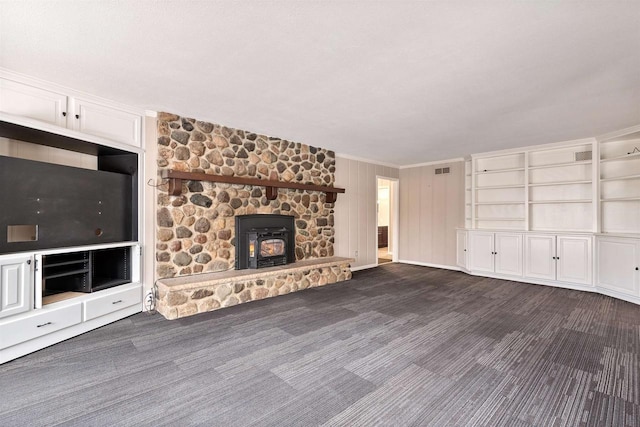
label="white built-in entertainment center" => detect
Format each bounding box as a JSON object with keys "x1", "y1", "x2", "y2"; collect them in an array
[
  {"x1": 457, "y1": 127, "x2": 640, "y2": 304},
  {"x1": 0, "y1": 71, "x2": 146, "y2": 363}
]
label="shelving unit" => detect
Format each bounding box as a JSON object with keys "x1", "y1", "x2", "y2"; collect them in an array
[
  {"x1": 473, "y1": 152, "x2": 526, "y2": 230},
  {"x1": 527, "y1": 142, "x2": 594, "y2": 232},
  {"x1": 464, "y1": 159, "x2": 472, "y2": 228},
  {"x1": 599, "y1": 129, "x2": 640, "y2": 235}
]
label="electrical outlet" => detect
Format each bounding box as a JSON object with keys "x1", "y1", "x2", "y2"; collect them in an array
[{"x1": 355, "y1": 250, "x2": 359, "y2": 257}]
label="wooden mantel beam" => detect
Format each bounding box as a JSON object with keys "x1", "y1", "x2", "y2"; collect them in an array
[{"x1": 160, "y1": 170, "x2": 345, "y2": 202}]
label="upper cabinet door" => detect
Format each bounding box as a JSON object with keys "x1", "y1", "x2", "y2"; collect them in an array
[
  {"x1": 597, "y1": 237, "x2": 640, "y2": 297},
  {"x1": 494, "y1": 232, "x2": 523, "y2": 277},
  {"x1": 525, "y1": 234, "x2": 556, "y2": 281},
  {"x1": 0, "y1": 79, "x2": 67, "y2": 127},
  {"x1": 0, "y1": 254, "x2": 33, "y2": 319},
  {"x1": 69, "y1": 97, "x2": 142, "y2": 147},
  {"x1": 557, "y1": 236, "x2": 592, "y2": 286},
  {"x1": 468, "y1": 232, "x2": 494, "y2": 273}
]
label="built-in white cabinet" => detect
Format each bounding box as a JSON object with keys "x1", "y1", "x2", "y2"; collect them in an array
[
  {"x1": 525, "y1": 234, "x2": 592, "y2": 285},
  {"x1": 596, "y1": 236, "x2": 640, "y2": 298},
  {"x1": 0, "y1": 79, "x2": 68, "y2": 127},
  {"x1": 0, "y1": 77, "x2": 142, "y2": 147},
  {"x1": 456, "y1": 230, "x2": 468, "y2": 269},
  {"x1": 468, "y1": 231, "x2": 523, "y2": 277},
  {"x1": 69, "y1": 97, "x2": 142, "y2": 147},
  {"x1": 0, "y1": 254, "x2": 33, "y2": 319}
]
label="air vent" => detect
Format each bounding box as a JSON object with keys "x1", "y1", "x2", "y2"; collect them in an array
[
  {"x1": 575, "y1": 151, "x2": 592, "y2": 161},
  {"x1": 435, "y1": 167, "x2": 450, "y2": 175},
  {"x1": 435, "y1": 168, "x2": 442, "y2": 174}
]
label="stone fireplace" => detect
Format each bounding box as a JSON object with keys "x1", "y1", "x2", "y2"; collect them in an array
[
  {"x1": 154, "y1": 112, "x2": 353, "y2": 319},
  {"x1": 156, "y1": 112, "x2": 337, "y2": 279}
]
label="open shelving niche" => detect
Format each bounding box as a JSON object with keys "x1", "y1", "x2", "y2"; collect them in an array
[
  {"x1": 527, "y1": 140, "x2": 595, "y2": 232},
  {"x1": 468, "y1": 138, "x2": 598, "y2": 233},
  {"x1": 0, "y1": 113, "x2": 142, "y2": 308},
  {"x1": 599, "y1": 128, "x2": 640, "y2": 235},
  {"x1": 472, "y1": 152, "x2": 526, "y2": 230}
]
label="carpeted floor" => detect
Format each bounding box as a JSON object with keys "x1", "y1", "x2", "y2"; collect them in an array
[{"x1": 1, "y1": 263, "x2": 639, "y2": 426}]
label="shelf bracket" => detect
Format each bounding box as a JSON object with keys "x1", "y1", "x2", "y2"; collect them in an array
[
  {"x1": 168, "y1": 178, "x2": 183, "y2": 197},
  {"x1": 265, "y1": 186, "x2": 278, "y2": 200}
]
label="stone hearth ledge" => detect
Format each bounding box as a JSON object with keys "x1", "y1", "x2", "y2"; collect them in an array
[{"x1": 156, "y1": 256, "x2": 354, "y2": 319}]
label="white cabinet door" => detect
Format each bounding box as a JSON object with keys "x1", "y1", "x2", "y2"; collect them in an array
[
  {"x1": 69, "y1": 97, "x2": 142, "y2": 146},
  {"x1": 0, "y1": 254, "x2": 33, "y2": 319},
  {"x1": 525, "y1": 234, "x2": 556, "y2": 281},
  {"x1": 494, "y1": 233, "x2": 523, "y2": 277},
  {"x1": 557, "y1": 236, "x2": 592, "y2": 286},
  {"x1": 0, "y1": 79, "x2": 68, "y2": 127},
  {"x1": 469, "y1": 232, "x2": 494, "y2": 273},
  {"x1": 597, "y1": 237, "x2": 640, "y2": 296},
  {"x1": 456, "y1": 230, "x2": 468, "y2": 269}
]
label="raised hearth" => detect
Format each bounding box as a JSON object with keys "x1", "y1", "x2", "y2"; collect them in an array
[{"x1": 156, "y1": 257, "x2": 354, "y2": 319}]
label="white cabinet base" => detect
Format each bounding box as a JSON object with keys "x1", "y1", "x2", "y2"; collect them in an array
[{"x1": 0, "y1": 283, "x2": 142, "y2": 364}]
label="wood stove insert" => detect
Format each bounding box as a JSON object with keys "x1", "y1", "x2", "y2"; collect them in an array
[{"x1": 235, "y1": 214, "x2": 295, "y2": 270}]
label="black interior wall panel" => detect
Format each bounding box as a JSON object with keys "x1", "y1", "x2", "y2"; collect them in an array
[{"x1": 0, "y1": 155, "x2": 133, "y2": 254}]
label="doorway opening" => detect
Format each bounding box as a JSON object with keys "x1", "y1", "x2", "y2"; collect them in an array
[{"x1": 377, "y1": 177, "x2": 398, "y2": 265}]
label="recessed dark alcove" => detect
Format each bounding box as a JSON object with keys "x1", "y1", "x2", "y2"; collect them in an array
[{"x1": 235, "y1": 214, "x2": 295, "y2": 270}]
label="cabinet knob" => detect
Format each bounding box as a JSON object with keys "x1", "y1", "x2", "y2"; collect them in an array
[
  {"x1": 636, "y1": 267, "x2": 639, "y2": 271},
  {"x1": 26, "y1": 259, "x2": 31, "y2": 265},
  {"x1": 75, "y1": 114, "x2": 80, "y2": 119},
  {"x1": 62, "y1": 112, "x2": 67, "y2": 117}
]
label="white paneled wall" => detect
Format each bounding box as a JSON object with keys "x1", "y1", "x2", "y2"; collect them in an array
[
  {"x1": 399, "y1": 161, "x2": 465, "y2": 268},
  {"x1": 334, "y1": 156, "x2": 399, "y2": 269}
]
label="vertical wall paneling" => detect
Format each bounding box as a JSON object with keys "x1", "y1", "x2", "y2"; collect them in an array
[
  {"x1": 334, "y1": 156, "x2": 399, "y2": 269},
  {"x1": 398, "y1": 161, "x2": 465, "y2": 269}
]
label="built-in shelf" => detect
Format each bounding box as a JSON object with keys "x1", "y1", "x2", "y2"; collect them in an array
[
  {"x1": 528, "y1": 180, "x2": 592, "y2": 187},
  {"x1": 601, "y1": 197, "x2": 640, "y2": 202},
  {"x1": 475, "y1": 167, "x2": 525, "y2": 174},
  {"x1": 600, "y1": 152, "x2": 640, "y2": 163},
  {"x1": 160, "y1": 170, "x2": 346, "y2": 203},
  {"x1": 529, "y1": 199, "x2": 592, "y2": 204},
  {"x1": 475, "y1": 218, "x2": 525, "y2": 221},
  {"x1": 600, "y1": 174, "x2": 640, "y2": 182},
  {"x1": 43, "y1": 268, "x2": 90, "y2": 280},
  {"x1": 528, "y1": 160, "x2": 592, "y2": 170},
  {"x1": 476, "y1": 184, "x2": 525, "y2": 190},
  {"x1": 475, "y1": 201, "x2": 524, "y2": 205}
]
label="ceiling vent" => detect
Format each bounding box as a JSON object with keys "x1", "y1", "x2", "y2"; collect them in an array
[
  {"x1": 435, "y1": 167, "x2": 450, "y2": 175},
  {"x1": 575, "y1": 151, "x2": 592, "y2": 161}
]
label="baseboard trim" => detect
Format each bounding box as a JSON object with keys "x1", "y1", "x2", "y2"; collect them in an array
[
  {"x1": 398, "y1": 260, "x2": 462, "y2": 272},
  {"x1": 351, "y1": 263, "x2": 379, "y2": 272}
]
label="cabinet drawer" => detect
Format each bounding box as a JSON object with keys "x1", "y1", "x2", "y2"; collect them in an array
[
  {"x1": 84, "y1": 286, "x2": 141, "y2": 321},
  {"x1": 0, "y1": 303, "x2": 82, "y2": 349}
]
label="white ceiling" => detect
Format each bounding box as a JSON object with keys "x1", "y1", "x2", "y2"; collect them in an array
[{"x1": 1, "y1": 1, "x2": 639, "y2": 166}]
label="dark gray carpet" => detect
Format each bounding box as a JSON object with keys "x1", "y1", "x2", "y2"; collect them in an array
[{"x1": 1, "y1": 263, "x2": 639, "y2": 426}]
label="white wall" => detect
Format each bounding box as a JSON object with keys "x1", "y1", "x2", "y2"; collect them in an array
[
  {"x1": 334, "y1": 156, "x2": 399, "y2": 270},
  {"x1": 398, "y1": 161, "x2": 465, "y2": 269}
]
